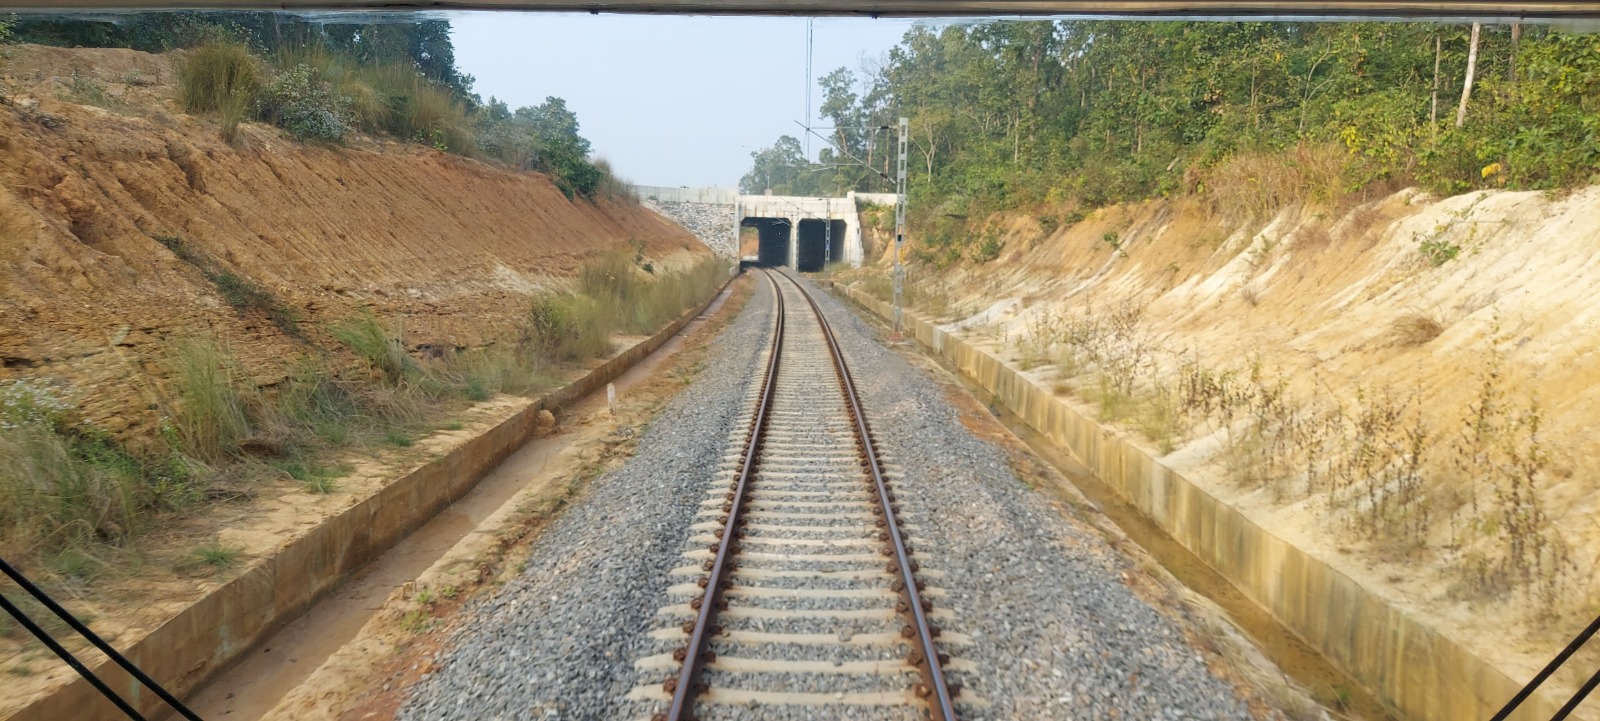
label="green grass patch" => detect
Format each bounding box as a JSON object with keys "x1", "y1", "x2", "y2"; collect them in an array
[
  {"x1": 170, "y1": 337, "x2": 250, "y2": 462},
  {"x1": 155, "y1": 234, "x2": 303, "y2": 338},
  {"x1": 0, "y1": 248, "x2": 727, "y2": 588},
  {"x1": 332, "y1": 310, "x2": 418, "y2": 383},
  {"x1": 189, "y1": 542, "x2": 244, "y2": 571},
  {"x1": 177, "y1": 41, "x2": 261, "y2": 141}
]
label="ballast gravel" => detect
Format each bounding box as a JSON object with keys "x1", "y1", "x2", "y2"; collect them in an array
[
  {"x1": 399, "y1": 270, "x2": 1273, "y2": 721},
  {"x1": 397, "y1": 288, "x2": 774, "y2": 721},
  {"x1": 795, "y1": 273, "x2": 1265, "y2": 721}
]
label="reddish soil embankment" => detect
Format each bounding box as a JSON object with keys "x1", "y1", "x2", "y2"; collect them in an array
[{"x1": 0, "y1": 45, "x2": 706, "y2": 438}]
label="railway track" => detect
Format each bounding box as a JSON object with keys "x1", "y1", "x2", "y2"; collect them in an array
[{"x1": 632, "y1": 268, "x2": 967, "y2": 721}]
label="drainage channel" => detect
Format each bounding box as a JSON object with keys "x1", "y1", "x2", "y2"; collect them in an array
[
  {"x1": 187, "y1": 284, "x2": 741, "y2": 721},
  {"x1": 920, "y1": 346, "x2": 1397, "y2": 721}
]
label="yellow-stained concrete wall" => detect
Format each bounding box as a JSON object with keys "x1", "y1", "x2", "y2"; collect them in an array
[
  {"x1": 840, "y1": 285, "x2": 1576, "y2": 721},
  {"x1": 12, "y1": 272, "x2": 735, "y2": 721}
]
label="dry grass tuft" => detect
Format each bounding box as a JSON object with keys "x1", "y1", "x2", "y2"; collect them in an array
[
  {"x1": 1388, "y1": 312, "x2": 1445, "y2": 347},
  {"x1": 1202, "y1": 143, "x2": 1348, "y2": 221},
  {"x1": 1296, "y1": 222, "x2": 1332, "y2": 251},
  {"x1": 177, "y1": 42, "x2": 262, "y2": 141},
  {"x1": 1340, "y1": 202, "x2": 1392, "y2": 248}
]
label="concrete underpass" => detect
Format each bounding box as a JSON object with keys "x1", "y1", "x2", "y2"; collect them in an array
[
  {"x1": 795, "y1": 219, "x2": 847, "y2": 272},
  {"x1": 747, "y1": 218, "x2": 790, "y2": 266},
  {"x1": 741, "y1": 217, "x2": 850, "y2": 270},
  {"x1": 636, "y1": 186, "x2": 885, "y2": 268}
]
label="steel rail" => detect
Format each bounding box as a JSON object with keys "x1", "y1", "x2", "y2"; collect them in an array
[
  {"x1": 658, "y1": 270, "x2": 785, "y2": 721},
  {"x1": 661, "y1": 267, "x2": 956, "y2": 720},
  {"x1": 774, "y1": 269, "x2": 959, "y2": 721}
]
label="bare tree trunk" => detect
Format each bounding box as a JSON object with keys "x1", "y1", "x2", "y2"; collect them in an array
[
  {"x1": 1014, "y1": 113, "x2": 1022, "y2": 164},
  {"x1": 1456, "y1": 22, "x2": 1481, "y2": 129},
  {"x1": 1509, "y1": 22, "x2": 1522, "y2": 87},
  {"x1": 1431, "y1": 34, "x2": 1442, "y2": 134}
]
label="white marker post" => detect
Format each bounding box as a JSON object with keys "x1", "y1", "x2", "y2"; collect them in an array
[{"x1": 891, "y1": 116, "x2": 909, "y2": 340}]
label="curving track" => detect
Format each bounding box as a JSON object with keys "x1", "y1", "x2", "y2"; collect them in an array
[{"x1": 632, "y1": 269, "x2": 967, "y2": 721}]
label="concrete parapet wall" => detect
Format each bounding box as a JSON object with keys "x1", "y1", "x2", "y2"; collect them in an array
[
  {"x1": 633, "y1": 185, "x2": 740, "y2": 205},
  {"x1": 849, "y1": 191, "x2": 899, "y2": 206},
  {"x1": 738, "y1": 195, "x2": 855, "y2": 218},
  {"x1": 838, "y1": 284, "x2": 1580, "y2": 721},
  {"x1": 10, "y1": 274, "x2": 736, "y2": 721}
]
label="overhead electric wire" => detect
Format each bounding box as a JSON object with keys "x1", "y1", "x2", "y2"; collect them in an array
[{"x1": 0, "y1": 557, "x2": 205, "y2": 721}]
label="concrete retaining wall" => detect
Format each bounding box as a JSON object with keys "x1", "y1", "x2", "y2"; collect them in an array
[
  {"x1": 839, "y1": 284, "x2": 1577, "y2": 721},
  {"x1": 11, "y1": 272, "x2": 737, "y2": 721}
]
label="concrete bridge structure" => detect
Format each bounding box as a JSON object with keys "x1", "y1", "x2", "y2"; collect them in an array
[{"x1": 634, "y1": 185, "x2": 896, "y2": 272}]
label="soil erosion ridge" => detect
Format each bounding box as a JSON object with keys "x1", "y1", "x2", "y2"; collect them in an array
[{"x1": 0, "y1": 44, "x2": 708, "y2": 440}]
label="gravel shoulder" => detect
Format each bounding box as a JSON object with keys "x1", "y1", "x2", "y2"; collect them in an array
[
  {"x1": 397, "y1": 281, "x2": 775, "y2": 721},
  {"x1": 797, "y1": 272, "x2": 1285, "y2": 721}
]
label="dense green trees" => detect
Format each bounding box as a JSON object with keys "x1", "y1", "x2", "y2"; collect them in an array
[
  {"x1": 476, "y1": 96, "x2": 605, "y2": 198},
  {"x1": 739, "y1": 135, "x2": 810, "y2": 194},
  {"x1": 749, "y1": 20, "x2": 1600, "y2": 226},
  {"x1": 9, "y1": 13, "x2": 473, "y2": 98}
]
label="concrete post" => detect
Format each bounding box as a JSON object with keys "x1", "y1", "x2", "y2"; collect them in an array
[
  {"x1": 788, "y1": 219, "x2": 799, "y2": 269},
  {"x1": 846, "y1": 215, "x2": 862, "y2": 267}
]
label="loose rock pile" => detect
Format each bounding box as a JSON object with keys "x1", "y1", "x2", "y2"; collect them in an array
[{"x1": 645, "y1": 199, "x2": 736, "y2": 256}]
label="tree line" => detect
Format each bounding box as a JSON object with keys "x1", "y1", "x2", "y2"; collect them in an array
[{"x1": 744, "y1": 20, "x2": 1599, "y2": 221}]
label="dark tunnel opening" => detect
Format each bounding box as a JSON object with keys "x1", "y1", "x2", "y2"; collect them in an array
[
  {"x1": 795, "y1": 219, "x2": 849, "y2": 272},
  {"x1": 796, "y1": 219, "x2": 827, "y2": 273},
  {"x1": 828, "y1": 219, "x2": 846, "y2": 264},
  {"x1": 742, "y1": 217, "x2": 791, "y2": 267}
]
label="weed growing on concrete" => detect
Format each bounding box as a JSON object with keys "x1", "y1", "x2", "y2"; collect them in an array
[{"x1": 189, "y1": 542, "x2": 244, "y2": 571}]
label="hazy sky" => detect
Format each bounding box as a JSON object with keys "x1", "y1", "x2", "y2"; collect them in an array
[{"x1": 450, "y1": 13, "x2": 922, "y2": 188}]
